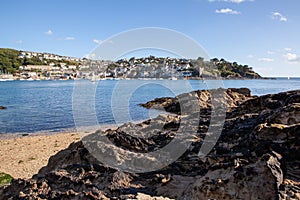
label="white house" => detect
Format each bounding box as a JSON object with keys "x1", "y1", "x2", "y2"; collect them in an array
[{"x1": 68, "y1": 65, "x2": 77, "y2": 70}]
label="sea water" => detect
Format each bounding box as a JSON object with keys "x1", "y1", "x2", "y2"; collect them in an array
[{"x1": 0, "y1": 78, "x2": 299, "y2": 134}]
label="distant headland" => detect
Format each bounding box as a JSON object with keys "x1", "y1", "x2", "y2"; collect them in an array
[{"x1": 0, "y1": 48, "x2": 262, "y2": 81}]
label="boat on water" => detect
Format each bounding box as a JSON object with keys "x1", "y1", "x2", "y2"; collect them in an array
[
  {"x1": 0, "y1": 72, "x2": 14, "y2": 81},
  {"x1": 0, "y1": 78, "x2": 14, "y2": 81}
]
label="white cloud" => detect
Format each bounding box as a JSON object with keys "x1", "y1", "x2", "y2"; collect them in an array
[
  {"x1": 229, "y1": 0, "x2": 246, "y2": 2},
  {"x1": 45, "y1": 30, "x2": 53, "y2": 35},
  {"x1": 272, "y1": 12, "x2": 287, "y2": 22},
  {"x1": 15, "y1": 40, "x2": 23, "y2": 44},
  {"x1": 93, "y1": 39, "x2": 103, "y2": 44},
  {"x1": 284, "y1": 48, "x2": 292, "y2": 52},
  {"x1": 284, "y1": 53, "x2": 300, "y2": 63},
  {"x1": 216, "y1": 8, "x2": 241, "y2": 14},
  {"x1": 93, "y1": 39, "x2": 114, "y2": 45},
  {"x1": 267, "y1": 51, "x2": 275, "y2": 55},
  {"x1": 64, "y1": 36, "x2": 75, "y2": 40},
  {"x1": 209, "y1": 0, "x2": 253, "y2": 3},
  {"x1": 258, "y1": 58, "x2": 274, "y2": 62},
  {"x1": 247, "y1": 54, "x2": 254, "y2": 58}
]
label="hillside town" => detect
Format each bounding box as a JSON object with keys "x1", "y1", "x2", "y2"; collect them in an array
[{"x1": 0, "y1": 49, "x2": 261, "y2": 81}]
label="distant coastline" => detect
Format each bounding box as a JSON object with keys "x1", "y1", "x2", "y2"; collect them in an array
[{"x1": 1, "y1": 48, "x2": 263, "y2": 81}]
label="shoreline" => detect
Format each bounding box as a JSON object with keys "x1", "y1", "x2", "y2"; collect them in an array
[
  {"x1": 0, "y1": 132, "x2": 80, "y2": 179},
  {"x1": 0, "y1": 124, "x2": 120, "y2": 140},
  {"x1": 0, "y1": 77, "x2": 275, "y2": 81},
  {"x1": 0, "y1": 88, "x2": 299, "y2": 199},
  {"x1": 0, "y1": 124, "x2": 120, "y2": 179}
]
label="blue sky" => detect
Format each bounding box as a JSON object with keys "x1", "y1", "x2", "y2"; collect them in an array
[{"x1": 0, "y1": 0, "x2": 299, "y2": 77}]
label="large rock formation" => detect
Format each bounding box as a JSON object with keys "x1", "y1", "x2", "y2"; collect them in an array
[
  {"x1": 140, "y1": 88, "x2": 253, "y2": 114},
  {"x1": 0, "y1": 88, "x2": 299, "y2": 199}
]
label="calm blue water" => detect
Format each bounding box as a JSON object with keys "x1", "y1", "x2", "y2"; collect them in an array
[{"x1": 0, "y1": 78, "x2": 299, "y2": 134}]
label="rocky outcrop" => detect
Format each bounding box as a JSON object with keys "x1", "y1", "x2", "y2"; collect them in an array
[
  {"x1": 140, "y1": 88, "x2": 253, "y2": 114},
  {"x1": 0, "y1": 106, "x2": 6, "y2": 110},
  {"x1": 0, "y1": 89, "x2": 299, "y2": 199}
]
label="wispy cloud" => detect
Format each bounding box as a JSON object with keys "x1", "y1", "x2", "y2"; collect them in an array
[
  {"x1": 64, "y1": 36, "x2": 75, "y2": 41},
  {"x1": 216, "y1": 8, "x2": 241, "y2": 14},
  {"x1": 272, "y1": 12, "x2": 287, "y2": 22},
  {"x1": 15, "y1": 40, "x2": 23, "y2": 44},
  {"x1": 209, "y1": 0, "x2": 253, "y2": 3},
  {"x1": 45, "y1": 30, "x2": 53, "y2": 35},
  {"x1": 267, "y1": 51, "x2": 275, "y2": 55},
  {"x1": 93, "y1": 39, "x2": 103, "y2": 44},
  {"x1": 284, "y1": 53, "x2": 300, "y2": 63},
  {"x1": 93, "y1": 39, "x2": 114, "y2": 45},
  {"x1": 284, "y1": 47, "x2": 292, "y2": 52},
  {"x1": 258, "y1": 58, "x2": 274, "y2": 62},
  {"x1": 247, "y1": 54, "x2": 254, "y2": 58}
]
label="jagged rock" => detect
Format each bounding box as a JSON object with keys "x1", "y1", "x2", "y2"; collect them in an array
[
  {"x1": 0, "y1": 106, "x2": 6, "y2": 110},
  {"x1": 1, "y1": 88, "x2": 299, "y2": 199},
  {"x1": 156, "y1": 152, "x2": 283, "y2": 199},
  {"x1": 38, "y1": 142, "x2": 99, "y2": 176},
  {"x1": 140, "y1": 88, "x2": 253, "y2": 114}
]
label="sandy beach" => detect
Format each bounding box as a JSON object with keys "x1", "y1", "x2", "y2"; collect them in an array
[
  {"x1": 0, "y1": 124, "x2": 118, "y2": 179},
  {"x1": 0, "y1": 132, "x2": 81, "y2": 179}
]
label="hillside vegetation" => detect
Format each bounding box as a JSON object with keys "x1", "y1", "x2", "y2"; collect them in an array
[
  {"x1": 0, "y1": 48, "x2": 24, "y2": 73},
  {"x1": 0, "y1": 48, "x2": 77, "y2": 73},
  {"x1": 0, "y1": 48, "x2": 262, "y2": 79}
]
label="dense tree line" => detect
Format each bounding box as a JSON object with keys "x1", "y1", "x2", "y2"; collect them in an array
[
  {"x1": 0, "y1": 48, "x2": 23, "y2": 73},
  {"x1": 0, "y1": 48, "x2": 78, "y2": 74},
  {"x1": 190, "y1": 57, "x2": 261, "y2": 79}
]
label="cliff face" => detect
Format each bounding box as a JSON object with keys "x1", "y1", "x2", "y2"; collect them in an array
[{"x1": 1, "y1": 89, "x2": 299, "y2": 199}]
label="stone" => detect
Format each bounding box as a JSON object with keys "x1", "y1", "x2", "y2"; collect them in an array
[{"x1": 1, "y1": 88, "x2": 299, "y2": 199}]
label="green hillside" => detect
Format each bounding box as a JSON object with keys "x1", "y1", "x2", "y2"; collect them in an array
[
  {"x1": 0, "y1": 48, "x2": 23, "y2": 73},
  {"x1": 0, "y1": 48, "x2": 262, "y2": 79},
  {"x1": 0, "y1": 48, "x2": 77, "y2": 74}
]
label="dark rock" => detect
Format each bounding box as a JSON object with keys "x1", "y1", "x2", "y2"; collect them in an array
[
  {"x1": 0, "y1": 106, "x2": 6, "y2": 110},
  {"x1": 140, "y1": 88, "x2": 253, "y2": 114},
  {"x1": 1, "y1": 88, "x2": 299, "y2": 199}
]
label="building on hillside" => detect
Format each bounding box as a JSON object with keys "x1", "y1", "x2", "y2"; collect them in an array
[
  {"x1": 67, "y1": 65, "x2": 77, "y2": 70},
  {"x1": 19, "y1": 65, "x2": 52, "y2": 71}
]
